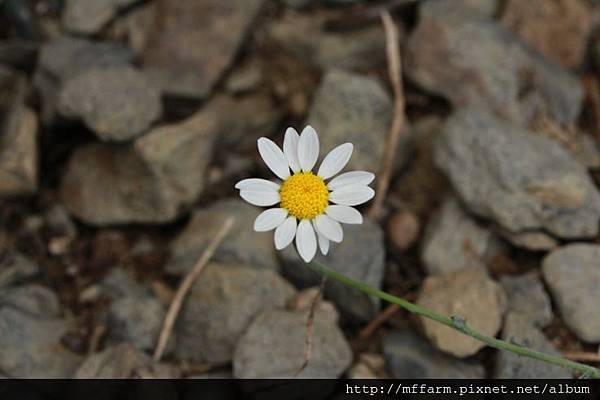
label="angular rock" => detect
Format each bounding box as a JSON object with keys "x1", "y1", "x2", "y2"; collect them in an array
[
  {"x1": 406, "y1": 0, "x2": 583, "y2": 126},
  {"x1": 0, "y1": 308, "x2": 81, "y2": 377},
  {"x1": 280, "y1": 218, "x2": 385, "y2": 322},
  {"x1": 417, "y1": 268, "x2": 506, "y2": 357},
  {"x1": 62, "y1": 0, "x2": 139, "y2": 34},
  {"x1": 233, "y1": 309, "x2": 352, "y2": 378},
  {"x1": 0, "y1": 284, "x2": 61, "y2": 317},
  {"x1": 500, "y1": 0, "x2": 592, "y2": 69},
  {"x1": 383, "y1": 330, "x2": 485, "y2": 379},
  {"x1": 495, "y1": 313, "x2": 571, "y2": 378},
  {"x1": 542, "y1": 244, "x2": 600, "y2": 342},
  {"x1": 58, "y1": 65, "x2": 162, "y2": 141},
  {"x1": 307, "y1": 69, "x2": 392, "y2": 174},
  {"x1": 61, "y1": 108, "x2": 217, "y2": 225},
  {"x1": 140, "y1": 0, "x2": 266, "y2": 98},
  {"x1": 0, "y1": 66, "x2": 37, "y2": 197},
  {"x1": 421, "y1": 197, "x2": 501, "y2": 275},
  {"x1": 500, "y1": 272, "x2": 553, "y2": 328},
  {"x1": 175, "y1": 262, "x2": 295, "y2": 364},
  {"x1": 0, "y1": 253, "x2": 39, "y2": 288},
  {"x1": 74, "y1": 343, "x2": 180, "y2": 378},
  {"x1": 167, "y1": 199, "x2": 279, "y2": 274},
  {"x1": 434, "y1": 108, "x2": 600, "y2": 242}
]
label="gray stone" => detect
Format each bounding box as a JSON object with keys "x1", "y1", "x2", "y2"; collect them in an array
[
  {"x1": 140, "y1": 0, "x2": 266, "y2": 98},
  {"x1": 269, "y1": 13, "x2": 387, "y2": 72},
  {"x1": 307, "y1": 69, "x2": 392, "y2": 174},
  {"x1": 495, "y1": 313, "x2": 571, "y2": 378},
  {"x1": 406, "y1": 0, "x2": 583, "y2": 126},
  {"x1": 417, "y1": 268, "x2": 506, "y2": 357},
  {"x1": 167, "y1": 199, "x2": 279, "y2": 274},
  {"x1": 0, "y1": 253, "x2": 39, "y2": 288},
  {"x1": 58, "y1": 65, "x2": 162, "y2": 142},
  {"x1": 280, "y1": 218, "x2": 385, "y2": 322},
  {"x1": 175, "y1": 262, "x2": 296, "y2": 364},
  {"x1": 383, "y1": 330, "x2": 485, "y2": 379},
  {"x1": 100, "y1": 268, "x2": 149, "y2": 300},
  {"x1": 74, "y1": 343, "x2": 180, "y2": 378},
  {"x1": 106, "y1": 295, "x2": 166, "y2": 353},
  {"x1": 0, "y1": 308, "x2": 82, "y2": 377},
  {"x1": 542, "y1": 244, "x2": 600, "y2": 342},
  {"x1": 0, "y1": 284, "x2": 61, "y2": 317},
  {"x1": 61, "y1": 108, "x2": 217, "y2": 225},
  {"x1": 233, "y1": 309, "x2": 352, "y2": 378},
  {"x1": 0, "y1": 66, "x2": 37, "y2": 197},
  {"x1": 434, "y1": 108, "x2": 600, "y2": 242},
  {"x1": 62, "y1": 0, "x2": 139, "y2": 34},
  {"x1": 421, "y1": 197, "x2": 501, "y2": 275},
  {"x1": 495, "y1": 229, "x2": 559, "y2": 251},
  {"x1": 500, "y1": 272, "x2": 553, "y2": 328}
]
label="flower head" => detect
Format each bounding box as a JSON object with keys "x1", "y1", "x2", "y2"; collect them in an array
[{"x1": 235, "y1": 126, "x2": 375, "y2": 263}]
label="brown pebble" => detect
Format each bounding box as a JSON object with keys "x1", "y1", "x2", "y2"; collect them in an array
[{"x1": 387, "y1": 210, "x2": 420, "y2": 251}]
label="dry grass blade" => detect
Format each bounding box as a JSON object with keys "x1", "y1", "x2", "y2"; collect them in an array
[
  {"x1": 358, "y1": 303, "x2": 400, "y2": 340},
  {"x1": 369, "y1": 10, "x2": 406, "y2": 218},
  {"x1": 562, "y1": 351, "x2": 600, "y2": 363},
  {"x1": 153, "y1": 216, "x2": 235, "y2": 361},
  {"x1": 295, "y1": 276, "x2": 327, "y2": 377}
]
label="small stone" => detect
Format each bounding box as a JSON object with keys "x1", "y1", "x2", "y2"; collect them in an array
[
  {"x1": 406, "y1": 0, "x2": 583, "y2": 126},
  {"x1": 0, "y1": 66, "x2": 37, "y2": 197},
  {"x1": 387, "y1": 210, "x2": 420, "y2": 251},
  {"x1": 140, "y1": 0, "x2": 266, "y2": 98},
  {"x1": 0, "y1": 253, "x2": 39, "y2": 288},
  {"x1": 383, "y1": 330, "x2": 485, "y2": 378},
  {"x1": 435, "y1": 108, "x2": 600, "y2": 242},
  {"x1": 61, "y1": 108, "x2": 217, "y2": 225},
  {"x1": 233, "y1": 309, "x2": 352, "y2": 378},
  {"x1": 307, "y1": 69, "x2": 392, "y2": 175},
  {"x1": 542, "y1": 244, "x2": 600, "y2": 342},
  {"x1": 280, "y1": 218, "x2": 385, "y2": 322},
  {"x1": 58, "y1": 65, "x2": 162, "y2": 142},
  {"x1": 495, "y1": 313, "x2": 571, "y2": 378},
  {"x1": 175, "y1": 262, "x2": 296, "y2": 364},
  {"x1": 421, "y1": 197, "x2": 501, "y2": 275},
  {"x1": 500, "y1": 0, "x2": 592, "y2": 69},
  {"x1": 225, "y1": 62, "x2": 263, "y2": 95},
  {"x1": 62, "y1": 0, "x2": 139, "y2": 34},
  {"x1": 45, "y1": 205, "x2": 78, "y2": 256},
  {"x1": 0, "y1": 308, "x2": 82, "y2": 377},
  {"x1": 167, "y1": 199, "x2": 279, "y2": 274},
  {"x1": 500, "y1": 272, "x2": 553, "y2": 328},
  {"x1": 417, "y1": 268, "x2": 506, "y2": 357},
  {"x1": 99, "y1": 268, "x2": 149, "y2": 301},
  {"x1": 74, "y1": 343, "x2": 180, "y2": 378},
  {"x1": 495, "y1": 229, "x2": 559, "y2": 251},
  {"x1": 0, "y1": 284, "x2": 61, "y2": 317},
  {"x1": 106, "y1": 295, "x2": 166, "y2": 353}
]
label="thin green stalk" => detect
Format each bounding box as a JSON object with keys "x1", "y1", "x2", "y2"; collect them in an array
[{"x1": 308, "y1": 260, "x2": 600, "y2": 378}]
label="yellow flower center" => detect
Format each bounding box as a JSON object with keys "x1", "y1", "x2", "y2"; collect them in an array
[{"x1": 280, "y1": 172, "x2": 329, "y2": 220}]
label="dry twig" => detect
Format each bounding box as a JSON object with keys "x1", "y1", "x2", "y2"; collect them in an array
[
  {"x1": 563, "y1": 351, "x2": 600, "y2": 363},
  {"x1": 153, "y1": 217, "x2": 235, "y2": 361},
  {"x1": 358, "y1": 303, "x2": 400, "y2": 340},
  {"x1": 295, "y1": 277, "x2": 327, "y2": 377},
  {"x1": 369, "y1": 11, "x2": 406, "y2": 218}
]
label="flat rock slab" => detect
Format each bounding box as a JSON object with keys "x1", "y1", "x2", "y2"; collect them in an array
[
  {"x1": 417, "y1": 268, "x2": 506, "y2": 357},
  {"x1": 435, "y1": 108, "x2": 600, "y2": 242},
  {"x1": 141, "y1": 0, "x2": 265, "y2": 98},
  {"x1": 500, "y1": 272, "x2": 553, "y2": 328},
  {"x1": 542, "y1": 244, "x2": 600, "y2": 342}
]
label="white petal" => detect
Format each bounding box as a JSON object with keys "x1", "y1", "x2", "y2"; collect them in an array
[
  {"x1": 326, "y1": 205, "x2": 363, "y2": 224},
  {"x1": 314, "y1": 214, "x2": 343, "y2": 243},
  {"x1": 257, "y1": 137, "x2": 290, "y2": 180},
  {"x1": 283, "y1": 128, "x2": 301, "y2": 173},
  {"x1": 317, "y1": 143, "x2": 353, "y2": 180},
  {"x1": 315, "y1": 222, "x2": 330, "y2": 255},
  {"x1": 298, "y1": 125, "x2": 319, "y2": 172},
  {"x1": 329, "y1": 185, "x2": 375, "y2": 206},
  {"x1": 235, "y1": 178, "x2": 280, "y2": 191},
  {"x1": 254, "y1": 208, "x2": 288, "y2": 232},
  {"x1": 274, "y1": 216, "x2": 297, "y2": 250},
  {"x1": 240, "y1": 187, "x2": 280, "y2": 207},
  {"x1": 295, "y1": 219, "x2": 317, "y2": 263},
  {"x1": 328, "y1": 171, "x2": 375, "y2": 190}
]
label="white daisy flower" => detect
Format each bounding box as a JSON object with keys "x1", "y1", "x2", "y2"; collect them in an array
[{"x1": 235, "y1": 126, "x2": 375, "y2": 263}]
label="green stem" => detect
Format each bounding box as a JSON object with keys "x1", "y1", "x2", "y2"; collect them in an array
[{"x1": 308, "y1": 260, "x2": 600, "y2": 378}]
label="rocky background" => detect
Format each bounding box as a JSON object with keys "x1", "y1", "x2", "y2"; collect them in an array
[{"x1": 0, "y1": 0, "x2": 600, "y2": 379}]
